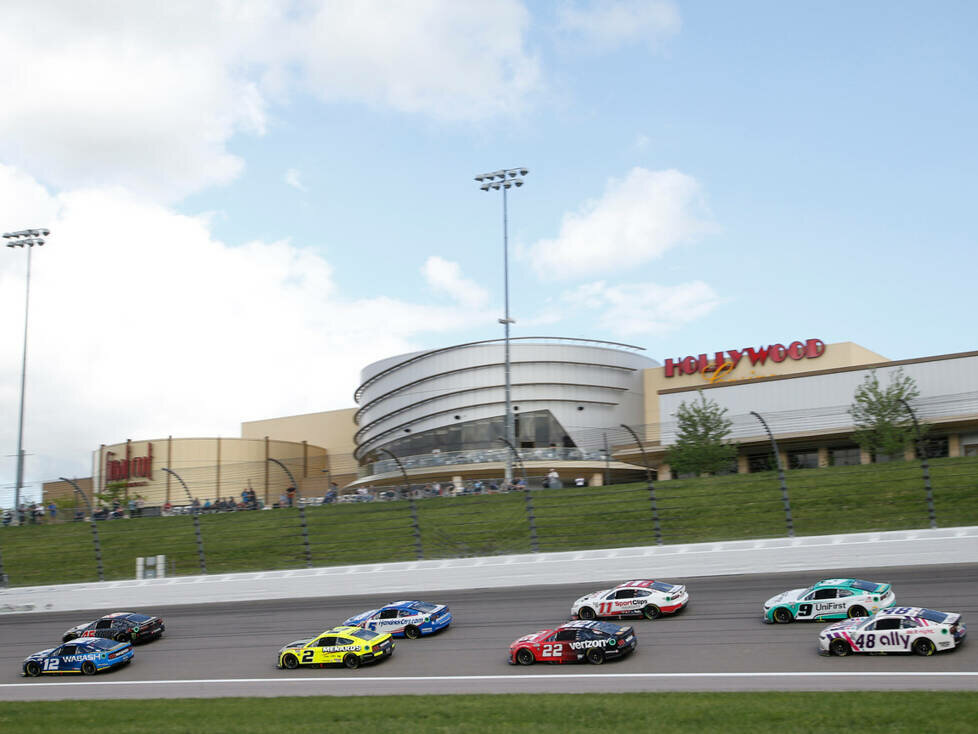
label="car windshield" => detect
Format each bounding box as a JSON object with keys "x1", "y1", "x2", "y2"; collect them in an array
[
  {"x1": 410, "y1": 602, "x2": 439, "y2": 613},
  {"x1": 352, "y1": 628, "x2": 380, "y2": 641},
  {"x1": 917, "y1": 609, "x2": 949, "y2": 623}
]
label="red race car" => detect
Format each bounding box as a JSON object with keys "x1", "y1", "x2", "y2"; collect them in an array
[{"x1": 509, "y1": 620, "x2": 636, "y2": 665}]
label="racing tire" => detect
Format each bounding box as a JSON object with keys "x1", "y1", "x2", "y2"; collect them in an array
[
  {"x1": 81, "y1": 661, "x2": 97, "y2": 676},
  {"x1": 772, "y1": 607, "x2": 793, "y2": 624},
  {"x1": 404, "y1": 625, "x2": 422, "y2": 640},
  {"x1": 282, "y1": 653, "x2": 299, "y2": 670},
  {"x1": 585, "y1": 648, "x2": 605, "y2": 665},
  {"x1": 642, "y1": 605, "x2": 661, "y2": 620},
  {"x1": 829, "y1": 639, "x2": 852, "y2": 657},
  {"x1": 515, "y1": 648, "x2": 535, "y2": 666},
  {"x1": 848, "y1": 606, "x2": 868, "y2": 619},
  {"x1": 343, "y1": 654, "x2": 361, "y2": 670},
  {"x1": 114, "y1": 632, "x2": 131, "y2": 643},
  {"x1": 912, "y1": 638, "x2": 935, "y2": 657},
  {"x1": 24, "y1": 661, "x2": 42, "y2": 677},
  {"x1": 578, "y1": 607, "x2": 596, "y2": 620}
]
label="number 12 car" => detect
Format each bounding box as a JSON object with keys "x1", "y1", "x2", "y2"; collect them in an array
[
  {"x1": 509, "y1": 620, "x2": 636, "y2": 665},
  {"x1": 22, "y1": 638, "x2": 133, "y2": 676}
]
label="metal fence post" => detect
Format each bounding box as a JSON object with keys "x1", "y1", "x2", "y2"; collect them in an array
[
  {"x1": 0, "y1": 537, "x2": 7, "y2": 588},
  {"x1": 161, "y1": 467, "x2": 207, "y2": 573},
  {"x1": 523, "y1": 488, "x2": 539, "y2": 553},
  {"x1": 750, "y1": 411, "x2": 794, "y2": 538},
  {"x1": 409, "y1": 498, "x2": 424, "y2": 560},
  {"x1": 60, "y1": 477, "x2": 104, "y2": 582},
  {"x1": 620, "y1": 424, "x2": 662, "y2": 545},
  {"x1": 900, "y1": 399, "x2": 938, "y2": 529},
  {"x1": 267, "y1": 458, "x2": 313, "y2": 568}
]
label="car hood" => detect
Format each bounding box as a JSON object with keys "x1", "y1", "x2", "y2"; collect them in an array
[
  {"x1": 64, "y1": 621, "x2": 93, "y2": 635},
  {"x1": 25, "y1": 646, "x2": 58, "y2": 661},
  {"x1": 820, "y1": 619, "x2": 865, "y2": 634},
  {"x1": 574, "y1": 590, "x2": 611, "y2": 606},
  {"x1": 278, "y1": 638, "x2": 312, "y2": 653},
  {"x1": 510, "y1": 630, "x2": 552, "y2": 647},
  {"x1": 765, "y1": 588, "x2": 807, "y2": 607},
  {"x1": 344, "y1": 609, "x2": 380, "y2": 626}
]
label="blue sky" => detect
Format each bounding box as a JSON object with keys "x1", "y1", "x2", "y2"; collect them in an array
[{"x1": 0, "y1": 1, "x2": 975, "y2": 500}]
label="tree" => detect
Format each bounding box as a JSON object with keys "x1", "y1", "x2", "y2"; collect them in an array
[
  {"x1": 848, "y1": 368, "x2": 923, "y2": 459},
  {"x1": 667, "y1": 391, "x2": 738, "y2": 476}
]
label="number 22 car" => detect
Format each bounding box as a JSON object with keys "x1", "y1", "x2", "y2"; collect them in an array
[
  {"x1": 819, "y1": 606, "x2": 966, "y2": 656},
  {"x1": 277, "y1": 625, "x2": 394, "y2": 670},
  {"x1": 509, "y1": 620, "x2": 636, "y2": 665},
  {"x1": 22, "y1": 638, "x2": 133, "y2": 676},
  {"x1": 763, "y1": 578, "x2": 895, "y2": 623}
]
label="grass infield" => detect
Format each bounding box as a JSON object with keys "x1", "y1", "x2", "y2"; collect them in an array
[{"x1": 0, "y1": 693, "x2": 976, "y2": 733}]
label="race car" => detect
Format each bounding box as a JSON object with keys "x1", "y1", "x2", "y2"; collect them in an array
[
  {"x1": 277, "y1": 625, "x2": 394, "y2": 669},
  {"x1": 22, "y1": 637, "x2": 133, "y2": 676},
  {"x1": 572, "y1": 579, "x2": 688, "y2": 620},
  {"x1": 343, "y1": 600, "x2": 452, "y2": 639},
  {"x1": 62, "y1": 611, "x2": 165, "y2": 643},
  {"x1": 763, "y1": 578, "x2": 895, "y2": 623},
  {"x1": 819, "y1": 606, "x2": 967, "y2": 656},
  {"x1": 509, "y1": 620, "x2": 636, "y2": 665}
]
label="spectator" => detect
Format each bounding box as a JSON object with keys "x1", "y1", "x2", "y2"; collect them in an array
[
  {"x1": 73, "y1": 507, "x2": 84, "y2": 522},
  {"x1": 286, "y1": 486, "x2": 296, "y2": 507},
  {"x1": 2, "y1": 509, "x2": 12, "y2": 527},
  {"x1": 575, "y1": 476, "x2": 586, "y2": 487},
  {"x1": 128, "y1": 498, "x2": 136, "y2": 517},
  {"x1": 47, "y1": 501, "x2": 57, "y2": 522},
  {"x1": 134, "y1": 497, "x2": 144, "y2": 517},
  {"x1": 203, "y1": 499, "x2": 212, "y2": 512},
  {"x1": 163, "y1": 501, "x2": 173, "y2": 516},
  {"x1": 545, "y1": 468, "x2": 562, "y2": 489}
]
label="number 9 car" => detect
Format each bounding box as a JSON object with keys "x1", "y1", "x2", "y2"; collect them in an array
[
  {"x1": 277, "y1": 625, "x2": 394, "y2": 670},
  {"x1": 819, "y1": 606, "x2": 966, "y2": 656},
  {"x1": 763, "y1": 578, "x2": 895, "y2": 623}
]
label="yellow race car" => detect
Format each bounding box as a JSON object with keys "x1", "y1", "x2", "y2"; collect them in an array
[{"x1": 277, "y1": 625, "x2": 395, "y2": 670}]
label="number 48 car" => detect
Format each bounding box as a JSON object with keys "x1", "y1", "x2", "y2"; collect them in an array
[
  {"x1": 509, "y1": 620, "x2": 636, "y2": 665},
  {"x1": 763, "y1": 578, "x2": 895, "y2": 623},
  {"x1": 22, "y1": 638, "x2": 133, "y2": 676},
  {"x1": 277, "y1": 625, "x2": 394, "y2": 670},
  {"x1": 820, "y1": 606, "x2": 967, "y2": 656},
  {"x1": 572, "y1": 579, "x2": 688, "y2": 620}
]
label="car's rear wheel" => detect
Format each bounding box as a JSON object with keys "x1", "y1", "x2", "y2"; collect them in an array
[
  {"x1": 282, "y1": 653, "x2": 299, "y2": 670},
  {"x1": 114, "y1": 632, "x2": 130, "y2": 642},
  {"x1": 24, "y1": 661, "x2": 42, "y2": 677},
  {"x1": 404, "y1": 625, "x2": 421, "y2": 639},
  {"x1": 848, "y1": 606, "x2": 868, "y2": 619},
  {"x1": 515, "y1": 648, "x2": 535, "y2": 666},
  {"x1": 642, "y1": 605, "x2": 661, "y2": 620},
  {"x1": 772, "y1": 607, "x2": 793, "y2": 624},
  {"x1": 829, "y1": 639, "x2": 852, "y2": 657},
  {"x1": 585, "y1": 648, "x2": 605, "y2": 665},
  {"x1": 912, "y1": 638, "x2": 935, "y2": 656},
  {"x1": 81, "y1": 661, "x2": 97, "y2": 676},
  {"x1": 578, "y1": 607, "x2": 596, "y2": 620},
  {"x1": 343, "y1": 654, "x2": 361, "y2": 669}
]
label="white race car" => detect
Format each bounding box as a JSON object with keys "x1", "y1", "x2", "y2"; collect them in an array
[
  {"x1": 572, "y1": 579, "x2": 688, "y2": 621},
  {"x1": 819, "y1": 606, "x2": 967, "y2": 656}
]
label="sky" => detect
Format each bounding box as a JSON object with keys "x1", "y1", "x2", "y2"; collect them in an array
[{"x1": 1, "y1": 1, "x2": 975, "y2": 504}]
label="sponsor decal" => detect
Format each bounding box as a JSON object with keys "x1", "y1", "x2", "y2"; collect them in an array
[
  {"x1": 569, "y1": 638, "x2": 616, "y2": 650},
  {"x1": 664, "y1": 339, "x2": 826, "y2": 378},
  {"x1": 322, "y1": 645, "x2": 359, "y2": 653}
]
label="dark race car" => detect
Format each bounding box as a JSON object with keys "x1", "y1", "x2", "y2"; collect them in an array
[
  {"x1": 509, "y1": 620, "x2": 637, "y2": 665},
  {"x1": 62, "y1": 612, "x2": 165, "y2": 644},
  {"x1": 23, "y1": 637, "x2": 133, "y2": 676}
]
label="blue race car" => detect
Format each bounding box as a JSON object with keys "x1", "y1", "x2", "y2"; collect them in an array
[
  {"x1": 343, "y1": 600, "x2": 452, "y2": 639},
  {"x1": 22, "y1": 637, "x2": 133, "y2": 676}
]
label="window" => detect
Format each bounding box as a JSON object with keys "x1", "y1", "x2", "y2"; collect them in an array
[
  {"x1": 964, "y1": 444, "x2": 978, "y2": 457},
  {"x1": 748, "y1": 454, "x2": 774, "y2": 473},
  {"x1": 813, "y1": 589, "x2": 836, "y2": 600},
  {"x1": 830, "y1": 447, "x2": 861, "y2": 466},
  {"x1": 96, "y1": 620, "x2": 113, "y2": 629},
  {"x1": 335, "y1": 637, "x2": 354, "y2": 646},
  {"x1": 378, "y1": 609, "x2": 399, "y2": 619},
  {"x1": 317, "y1": 637, "x2": 337, "y2": 647},
  {"x1": 872, "y1": 618, "x2": 901, "y2": 631},
  {"x1": 837, "y1": 589, "x2": 853, "y2": 598},
  {"x1": 612, "y1": 589, "x2": 636, "y2": 599},
  {"x1": 900, "y1": 618, "x2": 919, "y2": 629},
  {"x1": 554, "y1": 629, "x2": 578, "y2": 642},
  {"x1": 398, "y1": 610, "x2": 414, "y2": 617},
  {"x1": 919, "y1": 437, "x2": 949, "y2": 459},
  {"x1": 788, "y1": 450, "x2": 819, "y2": 470},
  {"x1": 60, "y1": 645, "x2": 77, "y2": 655}
]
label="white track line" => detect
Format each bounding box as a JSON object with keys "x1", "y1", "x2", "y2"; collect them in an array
[{"x1": 3, "y1": 671, "x2": 977, "y2": 688}]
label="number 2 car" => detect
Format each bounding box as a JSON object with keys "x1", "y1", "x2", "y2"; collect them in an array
[
  {"x1": 509, "y1": 620, "x2": 636, "y2": 666},
  {"x1": 819, "y1": 606, "x2": 967, "y2": 656},
  {"x1": 571, "y1": 579, "x2": 688, "y2": 620},
  {"x1": 277, "y1": 625, "x2": 395, "y2": 670},
  {"x1": 763, "y1": 578, "x2": 895, "y2": 623},
  {"x1": 22, "y1": 638, "x2": 133, "y2": 676},
  {"x1": 343, "y1": 600, "x2": 452, "y2": 639},
  {"x1": 62, "y1": 611, "x2": 165, "y2": 643}
]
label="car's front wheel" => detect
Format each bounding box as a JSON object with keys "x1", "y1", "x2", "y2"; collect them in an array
[
  {"x1": 515, "y1": 648, "x2": 535, "y2": 666},
  {"x1": 912, "y1": 638, "x2": 935, "y2": 656},
  {"x1": 578, "y1": 607, "x2": 596, "y2": 620},
  {"x1": 343, "y1": 654, "x2": 361, "y2": 669},
  {"x1": 81, "y1": 661, "x2": 97, "y2": 676},
  {"x1": 829, "y1": 639, "x2": 852, "y2": 657},
  {"x1": 281, "y1": 654, "x2": 299, "y2": 670},
  {"x1": 848, "y1": 606, "x2": 868, "y2": 619},
  {"x1": 585, "y1": 648, "x2": 605, "y2": 665},
  {"x1": 404, "y1": 625, "x2": 421, "y2": 639},
  {"x1": 772, "y1": 607, "x2": 793, "y2": 624},
  {"x1": 642, "y1": 605, "x2": 661, "y2": 620},
  {"x1": 24, "y1": 661, "x2": 42, "y2": 677}
]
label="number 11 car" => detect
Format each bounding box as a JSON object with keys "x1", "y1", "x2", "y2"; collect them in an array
[
  {"x1": 22, "y1": 638, "x2": 133, "y2": 676},
  {"x1": 571, "y1": 579, "x2": 688, "y2": 620},
  {"x1": 509, "y1": 620, "x2": 636, "y2": 665}
]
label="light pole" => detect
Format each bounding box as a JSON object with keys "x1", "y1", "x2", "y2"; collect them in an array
[
  {"x1": 3, "y1": 228, "x2": 49, "y2": 524},
  {"x1": 474, "y1": 168, "x2": 528, "y2": 485}
]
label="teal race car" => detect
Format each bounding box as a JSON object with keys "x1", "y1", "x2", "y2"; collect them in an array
[{"x1": 763, "y1": 578, "x2": 895, "y2": 623}]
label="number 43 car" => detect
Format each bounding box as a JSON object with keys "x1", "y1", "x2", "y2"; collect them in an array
[
  {"x1": 22, "y1": 638, "x2": 133, "y2": 676},
  {"x1": 343, "y1": 600, "x2": 451, "y2": 639},
  {"x1": 819, "y1": 606, "x2": 967, "y2": 656},
  {"x1": 277, "y1": 625, "x2": 394, "y2": 670},
  {"x1": 571, "y1": 579, "x2": 688, "y2": 620},
  {"x1": 763, "y1": 578, "x2": 895, "y2": 623},
  {"x1": 509, "y1": 620, "x2": 636, "y2": 665}
]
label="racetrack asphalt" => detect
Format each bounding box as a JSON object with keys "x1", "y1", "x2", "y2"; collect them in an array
[{"x1": 1, "y1": 563, "x2": 975, "y2": 700}]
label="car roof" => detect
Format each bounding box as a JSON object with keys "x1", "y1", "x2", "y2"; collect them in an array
[
  {"x1": 384, "y1": 601, "x2": 421, "y2": 609},
  {"x1": 318, "y1": 625, "x2": 364, "y2": 636},
  {"x1": 615, "y1": 580, "x2": 657, "y2": 588}
]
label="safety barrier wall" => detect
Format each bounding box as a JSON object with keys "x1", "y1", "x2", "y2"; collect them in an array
[{"x1": 1, "y1": 526, "x2": 975, "y2": 614}]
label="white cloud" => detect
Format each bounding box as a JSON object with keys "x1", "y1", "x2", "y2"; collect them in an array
[
  {"x1": 565, "y1": 280, "x2": 722, "y2": 336},
  {"x1": 0, "y1": 1, "x2": 541, "y2": 201},
  {"x1": 0, "y1": 167, "x2": 492, "y2": 500},
  {"x1": 422, "y1": 256, "x2": 490, "y2": 309},
  {"x1": 524, "y1": 167, "x2": 715, "y2": 280},
  {"x1": 284, "y1": 168, "x2": 307, "y2": 192},
  {"x1": 557, "y1": 0, "x2": 681, "y2": 50}
]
